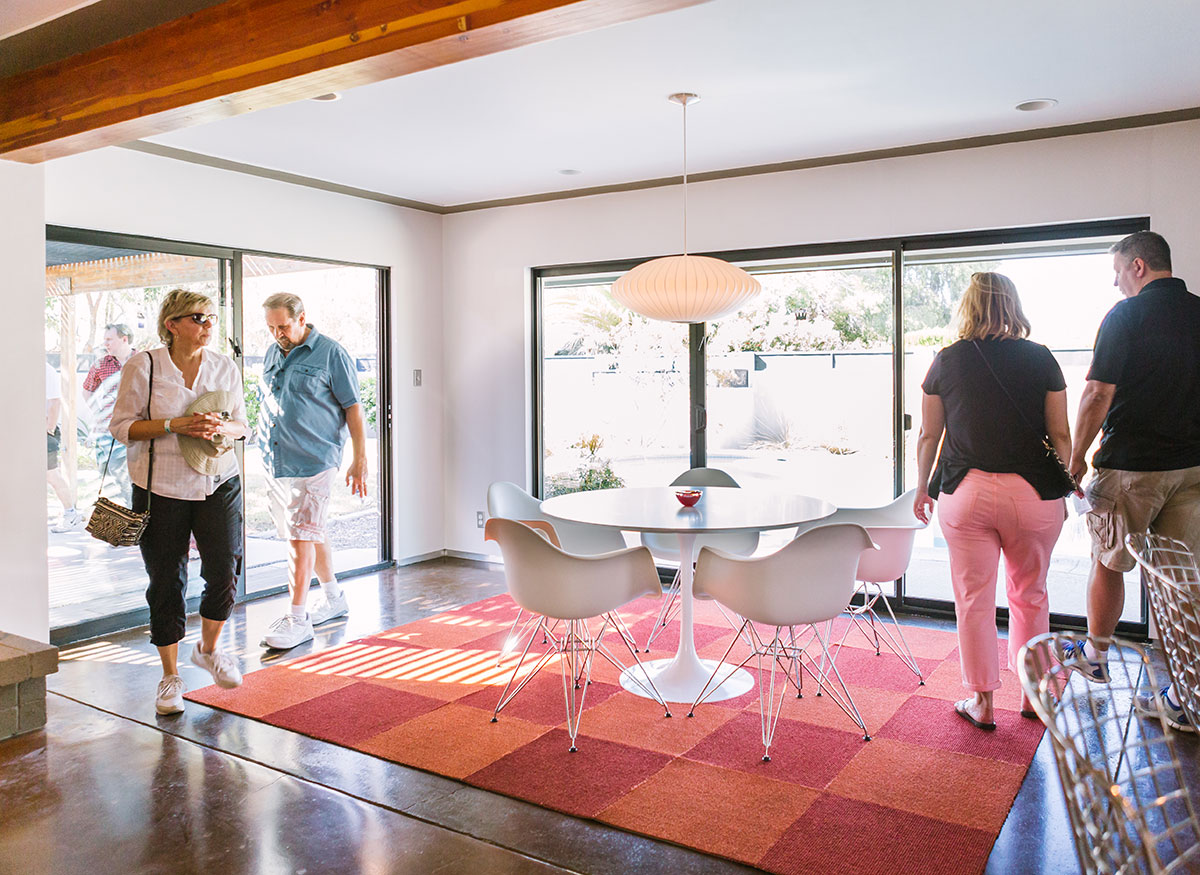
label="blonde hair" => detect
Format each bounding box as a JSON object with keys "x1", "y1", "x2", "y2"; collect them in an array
[
  {"x1": 954, "y1": 272, "x2": 1030, "y2": 341},
  {"x1": 157, "y1": 289, "x2": 215, "y2": 347},
  {"x1": 262, "y1": 292, "x2": 305, "y2": 319}
]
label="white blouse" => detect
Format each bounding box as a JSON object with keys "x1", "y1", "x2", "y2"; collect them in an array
[{"x1": 109, "y1": 346, "x2": 248, "y2": 501}]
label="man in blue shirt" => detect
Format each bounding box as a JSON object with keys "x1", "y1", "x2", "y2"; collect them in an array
[{"x1": 259, "y1": 292, "x2": 368, "y2": 650}]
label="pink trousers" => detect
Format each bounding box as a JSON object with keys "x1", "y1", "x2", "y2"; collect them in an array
[{"x1": 938, "y1": 470, "x2": 1064, "y2": 693}]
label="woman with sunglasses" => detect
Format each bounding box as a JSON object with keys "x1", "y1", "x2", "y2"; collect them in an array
[{"x1": 110, "y1": 289, "x2": 249, "y2": 715}]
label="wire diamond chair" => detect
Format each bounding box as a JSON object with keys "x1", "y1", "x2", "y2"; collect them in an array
[
  {"x1": 1019, "y1": 632, "x2": 1200, "y2": 874},
  {"x1": 1125, "y1": 532, "x2": 1200, "y2": 733}
]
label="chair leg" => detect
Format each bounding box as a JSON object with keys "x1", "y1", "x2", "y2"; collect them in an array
[
  {"x1": 800, "y1": 623, "x2": 871, "y2": 741},
  {"x1": 757, "y1": 628, "x2": 792, "y2": 762},
  {"x1": 595, "y1": 611, "x2": 671, "y2": 716},
  {"x1": 688, "y1": 620, "x2": 756, "y2": 716},
  {"x1": 493, "y1": 617, "x2": 559, "y2": 721},
  {"x1": 842, "y1": 583, "x2": 923, "y2": 683},
  {"x1": 497, "y1": 608, "x2": 540, "y2": 666},
  {"x1": 560, "y1": 619, "x2": 592, "y2": 751},
  {"x1": 644, "y1": 568, "x2": 682, "y2": 651}
]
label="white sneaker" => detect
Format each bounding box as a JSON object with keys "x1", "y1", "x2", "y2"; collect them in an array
[
  {"x1": 155, "y1": 675, "x2": 185, "y2": 714},
  {"x1": 51, "y1": 508, "x2": 85, "y2": 533},
  {"x1": 309, "y1": 592, "x2": 349, "y2": 626},
  {"x1": 263, "y1": 614, "x2": 314, "y2": 650},
  {"x1": 190, "y1": 644, "x2": 243, "y2": 689}
]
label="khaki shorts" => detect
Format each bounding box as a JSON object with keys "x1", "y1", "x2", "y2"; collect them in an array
[
  {"x1": 268, "y1": 468, "x2": 335, "y2": 542},
  {"x1": 1085, "y1": 465, "x2": 1200, "y2": 572}
]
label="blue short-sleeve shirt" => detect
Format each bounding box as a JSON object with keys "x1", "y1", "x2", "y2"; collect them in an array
[{"x1": 259, "y1": 326, "x2": 361, "y2": 478}]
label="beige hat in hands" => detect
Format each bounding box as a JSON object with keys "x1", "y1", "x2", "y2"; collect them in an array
[{"x1": 178, "y1": 390, "x2": 239, "y2": 476}]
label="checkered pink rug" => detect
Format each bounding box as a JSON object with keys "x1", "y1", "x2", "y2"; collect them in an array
[{"x1": 188, "y1": 593, "x2": 1044, "y2": 875}]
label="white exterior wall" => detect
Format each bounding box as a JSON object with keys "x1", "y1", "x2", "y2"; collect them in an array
[{"x1": 443, "y1": 120, "x2": 1200, "y2": 556}]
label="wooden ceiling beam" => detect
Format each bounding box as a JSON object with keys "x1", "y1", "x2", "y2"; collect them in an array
[{"x1": 0, "y1": 0, "x2": 705, "y2": 163}]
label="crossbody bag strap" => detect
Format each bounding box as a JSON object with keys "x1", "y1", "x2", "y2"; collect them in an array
[
  {"x1": 145, "y1": 351, "x2": 155, "y2": 511},
  {"x1": 970, "y1": 340, "x2": 1045, "y2": 441}
]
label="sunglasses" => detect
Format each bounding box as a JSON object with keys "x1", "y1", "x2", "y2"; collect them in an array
[{"x1": 176, "y1": 313, "x2": 217, "y2": 326}]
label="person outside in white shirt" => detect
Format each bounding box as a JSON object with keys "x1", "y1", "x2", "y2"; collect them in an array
[{"x1": 46, "y1": 361, "x2": 83, "y2": 531}]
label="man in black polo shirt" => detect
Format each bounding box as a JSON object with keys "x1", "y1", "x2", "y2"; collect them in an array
[{"x1": 1068, "y1": 231, "x2": 1200, "y2": 728}]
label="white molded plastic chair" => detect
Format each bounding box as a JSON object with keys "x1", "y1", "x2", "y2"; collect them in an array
[
  {"x1": 689, "y1": 524, "x2": 877, "y2": 761},
  {"x1": 640, "y1": 468, "x2": 759, "y2": 651},
  {"x1": 487, "y1": 481, "x2": 628, "y2": 658},
  {"x1": 487, "y1": 481, "x2": 626, "y2": 554},
  {"x1": 484, "y1": 518, "x2": 670, "y2": 751},
  {"x1": 792, "y1": 489, "x2": 925, "y2": 683},
  {"x1": 1019, "y1": 633, "x2": 1200, "y2": 874}
]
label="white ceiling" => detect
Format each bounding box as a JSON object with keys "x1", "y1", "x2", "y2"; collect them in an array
[
  {"x1": 0, "y1": 0, "x2": 102, "y2": 39},
  {"x1": 28, "y1": 0, "x2": 1200, "y2": 207}
]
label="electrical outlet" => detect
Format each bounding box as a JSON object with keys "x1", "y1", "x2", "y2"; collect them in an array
[
  {"x1": 413, "y1": 369, "x2": 422, "y2": 387},
  {"x1": 476, "y1": 511, "x2": 485, "y2": 528}
]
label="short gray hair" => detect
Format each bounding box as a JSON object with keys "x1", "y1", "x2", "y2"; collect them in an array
[
  {"x1": 1110, "y1": 231, "x2": 1172, "y2": 272},
  {"x1": 262, "y1": 293, "x2": 305, "y2": 319}
]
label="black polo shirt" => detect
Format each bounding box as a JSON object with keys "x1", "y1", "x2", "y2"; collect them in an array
[
  {"x1": 923, "y1": 338, "x2": 1066, "y2": 498},
  {"x1": 1088, "y1": 277, "x2": 1200, "y2": 471}
]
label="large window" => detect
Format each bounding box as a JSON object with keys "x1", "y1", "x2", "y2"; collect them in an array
[
  {"x1": 533, "y1": 219, "x2": 1149, "y2": 632},
  {"x1": 45, "y1": 228, "x2": 391, "y2": 642},
  {"x1": 540, "y1": 277, "x2": 690, "y2": 495}
]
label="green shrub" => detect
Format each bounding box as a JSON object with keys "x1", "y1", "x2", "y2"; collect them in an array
[
  {"x1": 244, "y1": 372, "x2": 262, "y2": 431},
  {"x1": 360, "y1": 374, "x2": 377, "y2": 429}
]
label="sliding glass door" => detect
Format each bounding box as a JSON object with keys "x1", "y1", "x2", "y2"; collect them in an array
[
  {"x1": 540, "y1": 277, "x2": 690, "y2": 495},
  {"x1": 901, "y1": 242, "x2": 1143, "y2": 624},
  {"x1": 706, "y1": 254, "x2": 897, "y2": 559},
  {"x1": 240, "y1": 254, "x2": 384, "y2": 595},
  {"x1": 45, "y1": 238, "x2": 231, "y2": 632}
]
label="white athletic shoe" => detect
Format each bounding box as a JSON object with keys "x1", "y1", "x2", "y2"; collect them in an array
[
  {"x1": 262, "y1": 614, "x2": 314, "y2": 650},
  {"x1": 155, "y1": 675, "x2": 185, "y2": 715},
  {"x1": 51, "y1": 508, "x2": 86, "y2": 533},
  {"x1": 190, "y1": 644, "x2": 243, "y2": 689},
  {"x1": 308, "y1": 592, "x2": 349, "y2": 626}
]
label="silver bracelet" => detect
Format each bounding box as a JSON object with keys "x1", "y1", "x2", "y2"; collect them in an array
[{"x1": 163, "y1": 418, "x2": 172, "y2": 434}]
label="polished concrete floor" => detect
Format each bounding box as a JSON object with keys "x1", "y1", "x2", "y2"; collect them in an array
[{"x1": 3, "y1": 558, "x2": 1196, "y2": 875}]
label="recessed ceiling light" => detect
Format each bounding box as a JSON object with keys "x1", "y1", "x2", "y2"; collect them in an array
[
  {"x1": 1015, "y1": 98, "x2": 1058, "y2": 112},
  {"x1": 558, "y1": 169, "x2": 582, "y2": 176},
  {"x1": 310, "y1": 92, "x2": 342, "y2": 102}
]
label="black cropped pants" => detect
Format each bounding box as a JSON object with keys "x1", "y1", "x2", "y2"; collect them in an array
[{"x1": 134, "y1": 476, "x2": 243, "y2": 647}]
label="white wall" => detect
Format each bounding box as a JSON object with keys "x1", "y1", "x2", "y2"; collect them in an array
[
  {"x1": 43, "y1": 147, "x2": 446, "y2": 564},
  {"x1": 1, "y1": 160, "x2": 49, "y2": 640},
  {"x1": 443, "y1": 120, "x2": 1200, "y2": 556}
]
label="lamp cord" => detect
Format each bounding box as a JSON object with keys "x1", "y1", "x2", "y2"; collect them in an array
[{"x1": 682, "y1": 98, "x2": 688, "y2": 256}]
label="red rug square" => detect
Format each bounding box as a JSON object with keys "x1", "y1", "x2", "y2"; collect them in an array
[
  {"x1": 263, "y1": 681, "x2": 443, "y2": 746},
  {"x1": 876, "y1": 695, "x2": 1046, "y2": 765},
  {"x1": 760, "y1": 793, "x2": 997, "y2": 875},
  {"x1": 684, "y1": 711, "x2": 867, "y2": 789},
  {"x1": 467, "y1": 729, "x2": 672, "y2": 818}
]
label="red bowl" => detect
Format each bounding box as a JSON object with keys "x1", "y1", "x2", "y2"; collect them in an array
[{"x1": 675, "y1": 489, "x2": 702, "y2": 507}]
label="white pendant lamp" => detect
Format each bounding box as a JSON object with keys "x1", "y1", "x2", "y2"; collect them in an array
[{"x1": 611, "y1": 93, "x2": 761, "y2": 324}]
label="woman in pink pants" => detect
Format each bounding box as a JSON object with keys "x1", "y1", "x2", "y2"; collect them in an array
[{"x1": 913, "y1": 273, "x2": 1073, "y2": 730}]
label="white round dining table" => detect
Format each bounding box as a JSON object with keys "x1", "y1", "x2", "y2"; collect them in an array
[{"x1": 540, "y1": 486, "x2": 836, "y2": 703}]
